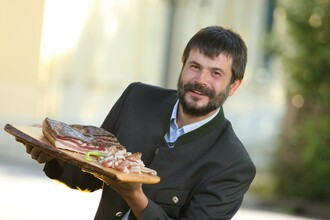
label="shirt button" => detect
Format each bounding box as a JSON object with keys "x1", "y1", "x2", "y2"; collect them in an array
[
  {"x1": 171, "y1": 196, "x2": 179, "y2": 204},
  {"x1": 115, "y1": 212, "x2": 123, "y2": 218}
]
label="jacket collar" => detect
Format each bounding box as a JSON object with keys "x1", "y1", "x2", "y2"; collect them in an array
[{"x1": 163, "y1": 99, "x2": 225, "y2": 146}]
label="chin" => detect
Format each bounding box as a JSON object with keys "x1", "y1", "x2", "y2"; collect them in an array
[{"x1": 187, "y1": 99, "x2": 209, "y2": 110}]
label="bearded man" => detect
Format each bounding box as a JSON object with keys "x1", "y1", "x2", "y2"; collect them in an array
[{"x1": 27, "y1": 26, "x2": 256, "y2": 220}]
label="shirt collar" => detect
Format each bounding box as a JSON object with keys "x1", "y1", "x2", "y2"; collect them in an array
[{"x1": 170, "y1": 100, "x2": 220, "y2": 134}]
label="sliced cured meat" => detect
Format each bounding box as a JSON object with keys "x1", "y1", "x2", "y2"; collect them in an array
[
  {"x1": 98, "y1": 152, "x2": 157, "y2": 175},
  {"x1": 97, "y1": 146, "x2": 128, "y2": 168},
  {"x1": 42, "y1": 118, "x2": 119, "y2": 154},
  {"x1": 42, "y1": 118, "x2": 157, "y2": 176}
]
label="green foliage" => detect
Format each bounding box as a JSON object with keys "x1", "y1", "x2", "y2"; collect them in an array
[
  {"x1": 279, "y1": 0, "x2": 330, "y2": 102},
  {"x1": 299, "y1": 116, "x2": 330, "y2": 199},
  {"x1": 274, "y1": 0, "x2": 330, "y2": 202},
  {"x1": 276, "y1": 114, "x2": 330, "y2": 200}
]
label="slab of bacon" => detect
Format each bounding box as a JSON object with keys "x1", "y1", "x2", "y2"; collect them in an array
[
  {"x1": 42, "y1": 118, "x2": 157, "y2": 176},
  {"x1": 42, "y1": 117, "x2": 119, "y2": 154}
]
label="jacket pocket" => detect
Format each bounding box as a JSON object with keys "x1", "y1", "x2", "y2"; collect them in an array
[
  {"x1": 155, "y1": 188, "x2": 190, "y2": 218},
  {"x1": 156, "y1": 188, "x2": 190, "y2": 205}
]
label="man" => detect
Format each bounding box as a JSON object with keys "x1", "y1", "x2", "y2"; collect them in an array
[{"x1": 26, "y1": 26, "x2": 256, "y2": 219}]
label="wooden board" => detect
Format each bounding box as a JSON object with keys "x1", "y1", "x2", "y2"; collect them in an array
[{"x1": 4, "y1": 124, "x2": 160, "y2": 184}]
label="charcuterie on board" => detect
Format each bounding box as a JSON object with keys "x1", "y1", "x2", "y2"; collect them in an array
[{"x1": 4, "y1": 121, "x2": 160, "y2": 184}]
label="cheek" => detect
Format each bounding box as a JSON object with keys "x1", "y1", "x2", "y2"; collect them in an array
[
  {"x1": 212, "y1": 83, "x2": 223, "y2": 93},
  {"x1": 180, "y1": 70, "x2": 194, "y2": 83},
  {"x1": 212, "y1": 82, "x2": 229, "y2": 96}
]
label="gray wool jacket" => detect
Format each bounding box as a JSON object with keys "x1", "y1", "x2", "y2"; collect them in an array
[{"x1": 44, "y1": 82, "x2": 256, "y2": 220}]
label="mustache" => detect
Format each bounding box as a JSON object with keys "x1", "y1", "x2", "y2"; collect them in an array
[{"x1": 183, "y1": 83, "x2": 214, "y2": 98}]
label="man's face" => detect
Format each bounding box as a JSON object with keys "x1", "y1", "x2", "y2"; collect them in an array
[{"x1": 177, "y1": 48, "x2": 238, "y2": 117}]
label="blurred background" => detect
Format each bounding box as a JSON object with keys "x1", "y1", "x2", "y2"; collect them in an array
[{"x1": 0, "y1": 0, "x2": 329, "y2": 219}]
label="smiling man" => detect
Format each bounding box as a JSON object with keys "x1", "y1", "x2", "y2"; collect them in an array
[{"x1": 26, "y1": 26, "x2": 256, "y2": 220}]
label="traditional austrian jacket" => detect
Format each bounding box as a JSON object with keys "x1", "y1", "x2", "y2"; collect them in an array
[{"x1": 44, "y1": 82, "x2": 256, "y2": 220}]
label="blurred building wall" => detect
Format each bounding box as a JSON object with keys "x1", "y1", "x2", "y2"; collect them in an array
[
  {"x1": 1, "y1": 0, "x2": 283, "y2": 168},
  {"x1": 0, "y1": 0, "x2": 44, "y2": 122},
  {"x1": 0, "y1": 0, "x2": 45, "y2": 162}
]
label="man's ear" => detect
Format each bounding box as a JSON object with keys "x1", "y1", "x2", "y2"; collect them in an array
[{"x1": 228, "y1": 79, "x2": 242, "y2": 96}]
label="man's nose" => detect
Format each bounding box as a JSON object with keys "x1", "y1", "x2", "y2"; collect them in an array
[{"x1": 194, "y1": 70, "x2": 208, "y2": 86}]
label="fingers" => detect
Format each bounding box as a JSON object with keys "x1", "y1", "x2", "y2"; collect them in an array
[
  {"x1": 30, "y1": 147, "x2": 44, "y2": 163},
  {"x1": 25, "y1": 144, "x2": 34, "y2": 154},
  {"x1": 15, "y1": 139, "x2": 55, "y2": 164},
  {"x1": 37, "y1": 153, "x2": 53, "y2": 164},
  {"x1": 15, "y1": 137, "x2": 25, "y2": 145},
  {"x1": 30, "y1": 147, "x2": 41, "y2": 159},
  {"x1": 15, "y1": 139, "x2": 34, "y2": 155},
  {"x1": 27, "y1": 146, "x2": 53, "y2": 164}
]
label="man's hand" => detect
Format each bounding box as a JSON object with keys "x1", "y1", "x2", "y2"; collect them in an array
[
  {"x1": 93, "y1": 173, "x2": 148, "y2": 219},
  {"x1": 16, "y1": 137, "x2": 57, "y2": 164},
  {"x1": 24, "y1": 144, "x2": 54, "y2": 164}
]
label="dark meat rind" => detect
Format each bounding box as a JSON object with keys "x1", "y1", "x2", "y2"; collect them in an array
[
  {"x1": 43, "y1": 118, "x2": 92, "y2": 143},
  {"x1": 70, "y1": 124, "x2": 119, "y2": 146},
  {"x1": 42, "y1": 118, "x2": 120, "y2": 149}
]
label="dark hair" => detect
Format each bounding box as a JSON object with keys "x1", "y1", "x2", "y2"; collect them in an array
[{"x1": 181, "y1": 26, "x2": 247, "y2": 82}]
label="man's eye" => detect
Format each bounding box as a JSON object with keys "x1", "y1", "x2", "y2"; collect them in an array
[
  {"x1": 191, "y1": 65, "x2": 199, "y2": 70},
  {"x1": 212, "y1": 72, "x2": 221, "y2": 77}
]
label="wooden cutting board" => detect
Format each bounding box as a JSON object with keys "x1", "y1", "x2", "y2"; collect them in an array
[{"x1": 4, "y1": 124, "x2": 160, "y2": 184}]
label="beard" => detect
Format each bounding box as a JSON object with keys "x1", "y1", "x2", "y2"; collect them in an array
[{"x1": 177, "y1": 79, "x2": 231, "y2": 117}]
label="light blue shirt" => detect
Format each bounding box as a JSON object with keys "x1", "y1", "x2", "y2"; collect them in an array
[
  {"x1": 122, "y1": 210, "x2": 130, "y2": 220},
  {"x1": 164, "y1": 100, "x2": 220, "y2": 148}
]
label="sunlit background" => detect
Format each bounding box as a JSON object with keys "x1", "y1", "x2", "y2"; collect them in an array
[{"x1": 1, "y1": 0, "x2": 329, "y2": 219}]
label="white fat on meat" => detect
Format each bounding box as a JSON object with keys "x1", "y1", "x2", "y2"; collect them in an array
[{"x1": 98, "y1": 148, "x2": 157, "y2": 175}]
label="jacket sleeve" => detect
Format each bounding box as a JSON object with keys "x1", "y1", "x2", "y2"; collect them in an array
[
  {"x1": 139, "y1": 160, "x2": 256, "y2": 220},
  {"x1": 101, "y1": 82, "x2": 141, "y2": 132},
  {"x1": 44, "y1": 160, "x2": 103, "y2": 191}
]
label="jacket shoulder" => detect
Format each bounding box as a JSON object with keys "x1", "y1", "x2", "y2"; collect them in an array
[
  {"x1": 124, "y1": 82, "x2": 176, "y2": 102},
  {"x1": 128, "y1": 82, "x2": 174, "y2": 94}
]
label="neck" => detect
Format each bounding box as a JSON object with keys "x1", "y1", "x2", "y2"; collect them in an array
[{"x1": 176, "y1": 104, "x2": 218, "y2": 128}]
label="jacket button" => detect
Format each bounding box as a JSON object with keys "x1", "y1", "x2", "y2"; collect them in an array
[
  {"x1": 115, "y1": 212, "x2": 123, "y2": 218},
  {"x1": 171, "y1": 196, "x2": 179, "y2": 204},
  {"x1": 155, "y1": 148, "x2": 159, "y2": 155}
]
